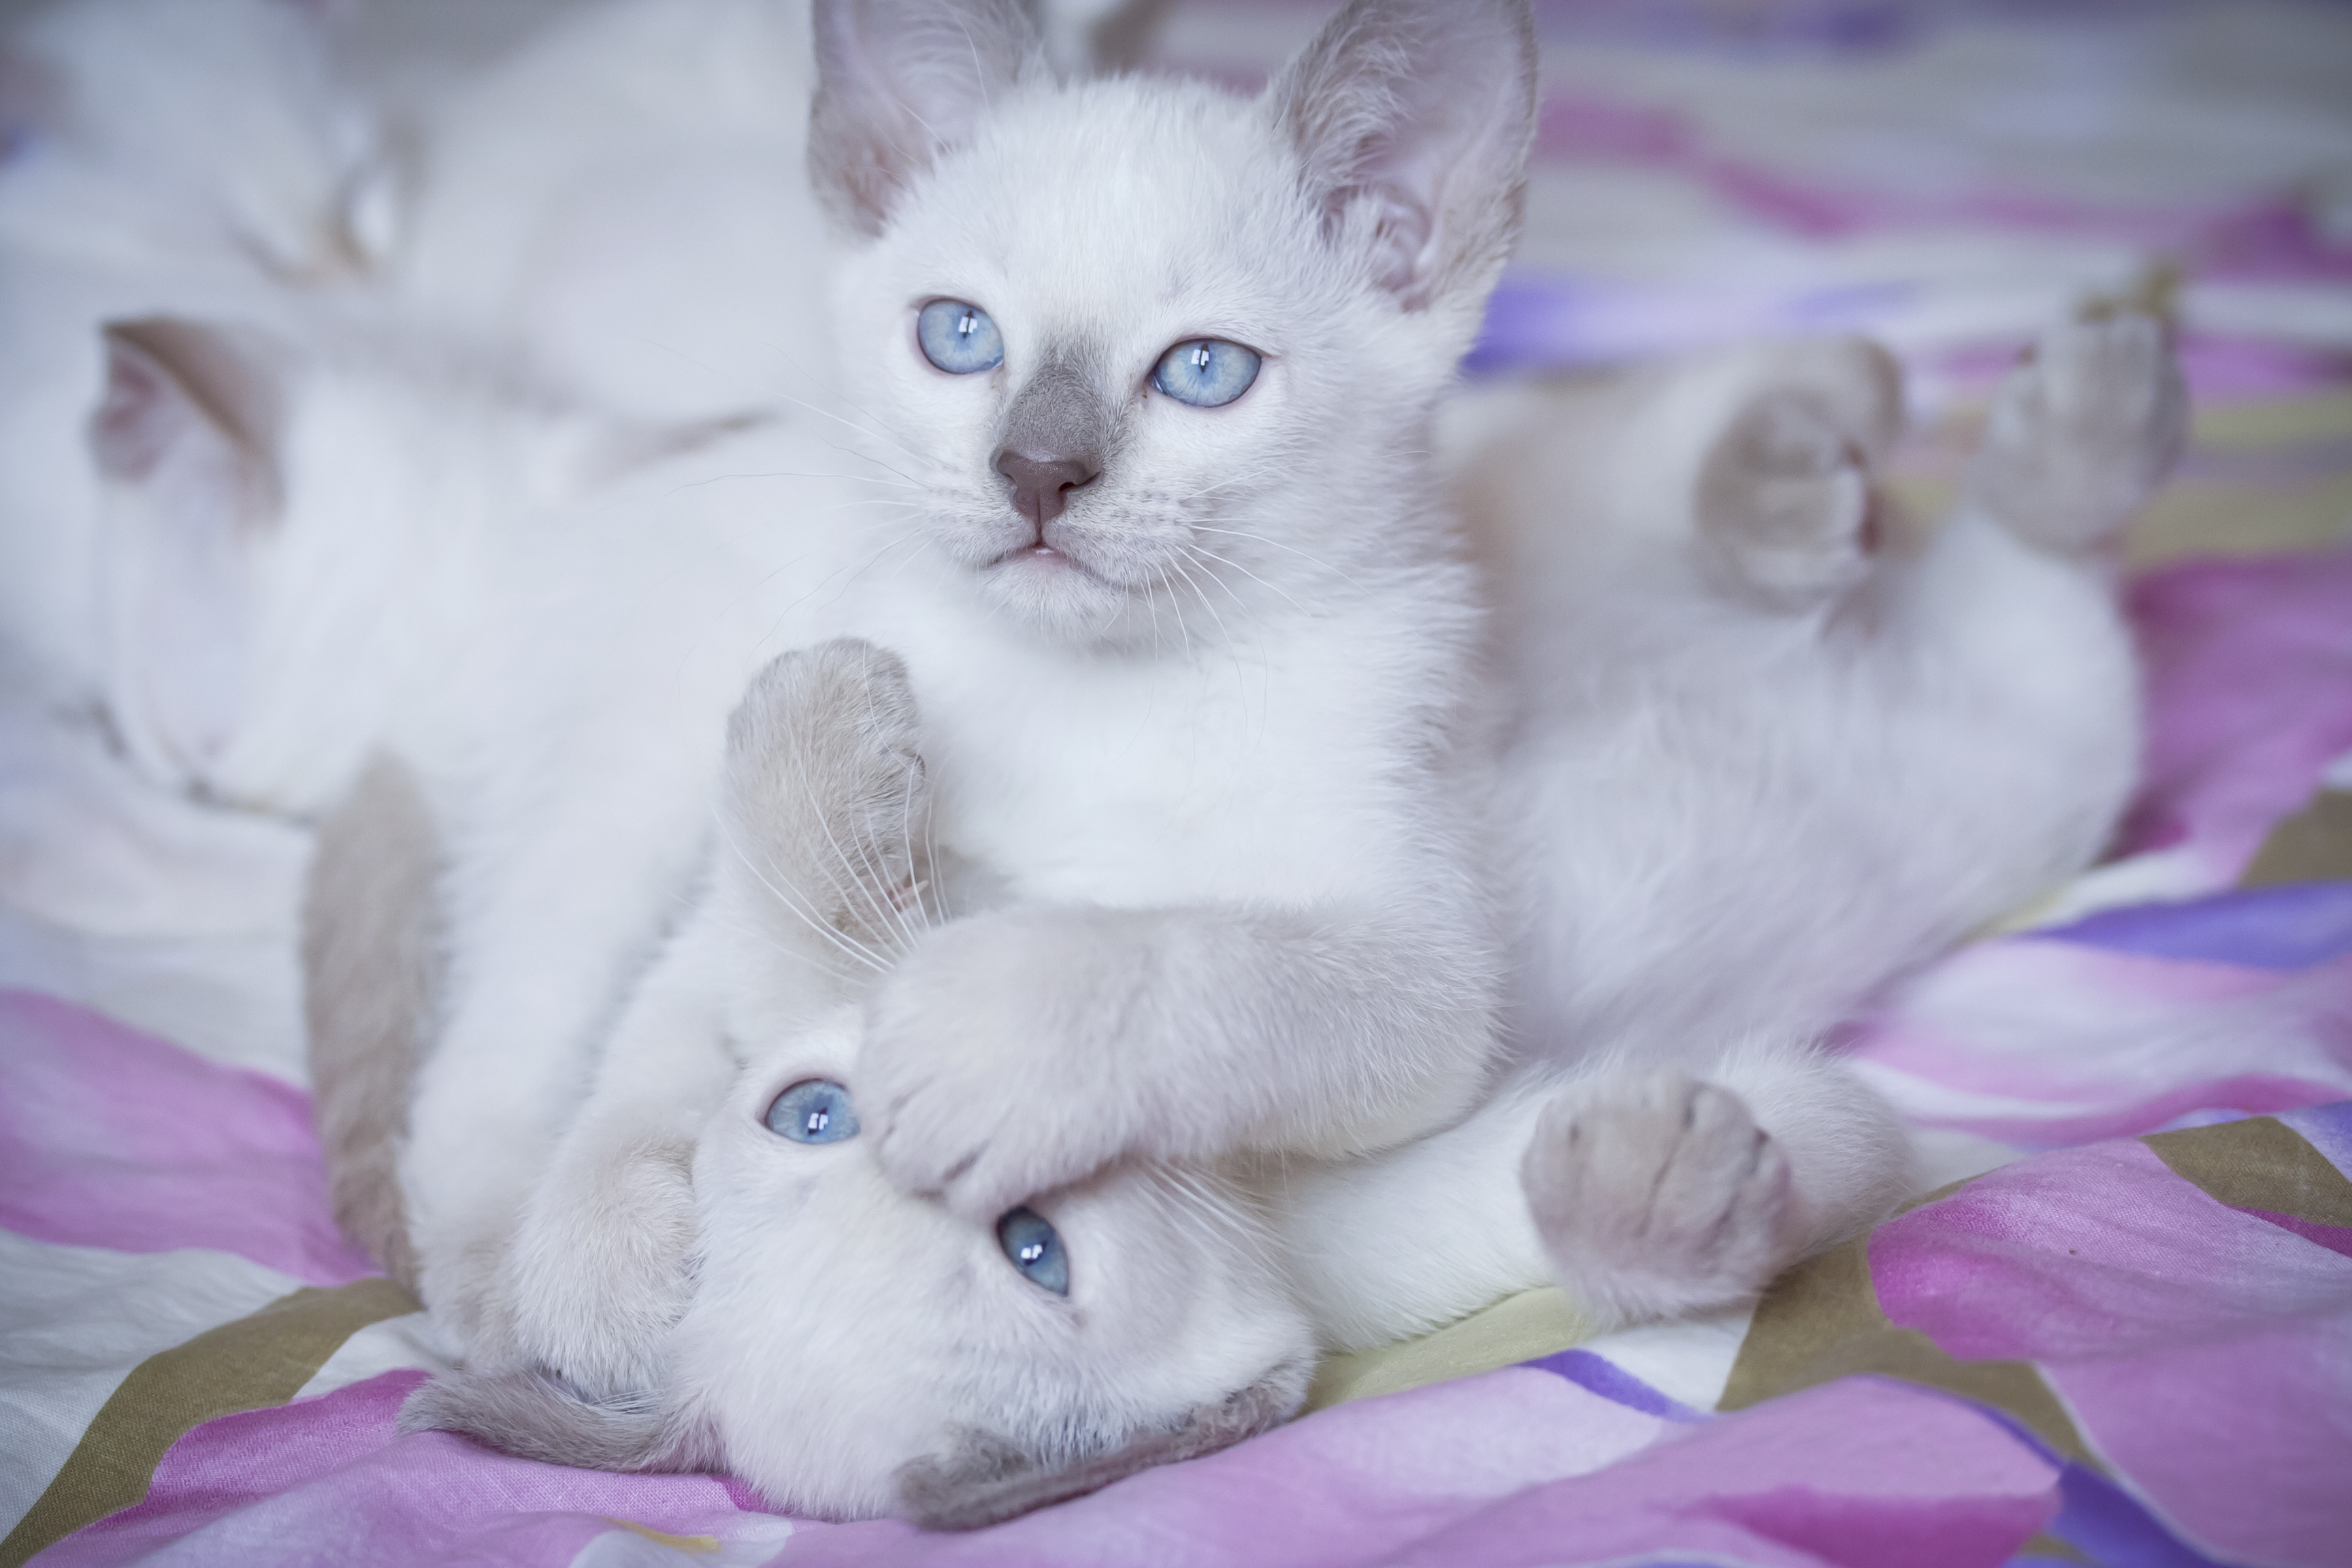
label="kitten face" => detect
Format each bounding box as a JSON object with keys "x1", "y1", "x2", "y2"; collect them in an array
[
  {"x1": 676, "y1": 1013, "x2": 1313, "y2": 1520},
  {"x1": 830, "y1": 80, "x2": 1468, "y2": 648}
]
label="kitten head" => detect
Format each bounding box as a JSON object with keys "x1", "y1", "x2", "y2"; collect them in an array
[
  {"x1": 681, "y1": 1012, "x2": 1313, "y2": 1522},
  {"x1": 408, "y1": 1007, "x2": 1314, "y2": 1526},
  {"x1": 811, "y1": 0, "x2": 1535, "y2": 646},
  {"x1": 78, "y1": 311, "x2": 763, "y2": 814}
]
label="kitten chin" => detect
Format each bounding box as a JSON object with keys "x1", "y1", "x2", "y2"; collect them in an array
[{"x1": 970, "y1": 542, "x2": 1140, "y2": 644}]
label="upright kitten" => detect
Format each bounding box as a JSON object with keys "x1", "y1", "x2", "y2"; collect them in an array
[{"x1": 72, "y1": 0, "x2": 1538, "y2": 1429}]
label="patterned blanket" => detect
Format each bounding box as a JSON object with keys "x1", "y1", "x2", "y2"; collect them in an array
[{"x1": 4, "y1": 2, "x2": 2350, "y2": 1565}]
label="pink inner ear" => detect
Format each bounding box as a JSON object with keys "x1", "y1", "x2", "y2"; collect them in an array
[
  {"x1": 92, "y1": 327, "x2": 273, "y2": 779},
  {"x1": 92, "y1": 343, "x2": 184, "y2": 483},
  {"x1": 1274, "y1": 0, "x2": 1534, "y2": 312}
]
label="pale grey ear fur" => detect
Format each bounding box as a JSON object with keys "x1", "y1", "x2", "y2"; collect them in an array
[
  {"x1": 1267, "y1": 0, "x2": 1537, "y2": 313},
  {"x1": 896, "y1": 1362, "x2": 1307, "y2": 1530},
  {"x1": 807, "y1": 0, "x2": 1047, "y2": 236},
  {"x1": 401, "y1": 1367, "x2": 717, "y2": 1474},
  {"x1": 303, "y1": 752, "x2": 440, "y2": 1292}
]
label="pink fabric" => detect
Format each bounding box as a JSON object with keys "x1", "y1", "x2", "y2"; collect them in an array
[
  {"x1": 2118, "y1": 549, "x2": 2352, "y2": 877},
  {"x1": 0, "y1": 990, "x2": 376, "y2": 1286},
  {"x1": 1374, "y1": 1380, "x2": 2059, "y2": 1568},
  {"x1": 1871, "y1": 1137, "x2": 2352, "y2": 1566},
  {"x1": 1873, "y1": 1139, "x2": 2352, "y2": 1362},
  {"x1": 1850, "y1": 942, "x2": 2352, "y2": 1145},
  {"x1": 33, "y1": 1372, "x2": 779, "y2": 1568}
]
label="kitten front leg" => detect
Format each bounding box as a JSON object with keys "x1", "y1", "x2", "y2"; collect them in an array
[
  {"x1": 1520, "y1": 1045, "x2": 1914, "y2": 1327},
  {"x1": 497, "y1": 638, "x2": 933, "y2": 1394},
  {"x1": 860, "y1": 903, "x2": 1497, "y2": 1220}
]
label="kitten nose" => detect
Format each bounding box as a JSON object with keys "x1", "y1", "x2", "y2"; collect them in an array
[{"x1": 994, "y1": 448, "x2": 1098, "y2": 530}]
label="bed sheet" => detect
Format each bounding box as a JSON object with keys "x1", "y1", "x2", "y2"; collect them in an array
[{"x1": 5, "y1": 1, "x2": 2351, "y2": 1565}]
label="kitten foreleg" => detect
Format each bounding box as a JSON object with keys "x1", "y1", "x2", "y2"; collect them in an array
[
  {"x1": 495, "y1": 638, "x2": 935, "y2": 1395},
  {"x1": 860, "y1": 902, "x2": 1499, "y2": 1221}
]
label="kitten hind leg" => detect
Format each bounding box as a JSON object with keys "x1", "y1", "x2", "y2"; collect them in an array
[
  {"x1": 1688, "y1": 338, "x2": 1905, "y2": 612},
  {"x1": 1965, "y1": 312, "x2": 2188, "y2": 555},
  {"x1": 1520, "y1": 1045, "x2": 1914, "y2": 1328}
]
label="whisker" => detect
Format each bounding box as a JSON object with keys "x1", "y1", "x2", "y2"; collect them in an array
[
  {"x1": 1186, "y1": 544, "x2": 1311, "y2": 615},
  {"x1": 1189, "y1": 525, "x2": 1369, "y2": 591}
]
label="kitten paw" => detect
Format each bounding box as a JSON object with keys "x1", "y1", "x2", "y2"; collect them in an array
[
  {"x1": 1521, "y1": 1073, "x2": 1800, "y2": 1326},
  {"x1": 723, "y1": 637, "x2": 932, "y2": 953},
  {"x1": 1693, "y1": 338, "x2": 1904, "y2": 611},
  {"x1": 1967, "y1": 312, "x2": 2187, "y2": 553},
  {"x1": 859, "y1": 910, "x2": 1132, "y2": 1218}
]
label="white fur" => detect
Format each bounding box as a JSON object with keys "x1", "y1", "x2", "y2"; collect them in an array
[
  {"x1": 7, "y1": 0, "x2": 2187, "y2": 1523},
  {"x1": 0, "y1": 0, "x2": 379, "y2": 702},
  {"x1": 31, "y1": 0, "x2": 1532, "y2": 1519}
]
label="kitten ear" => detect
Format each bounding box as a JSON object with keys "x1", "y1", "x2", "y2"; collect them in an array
[
  {"x1": 88, "y1": 316, "x2": 286, "y2": 781},
  {"x1": 401, "y1": 1368, "x2": 717, "y2": 1474},
  {"x1": 1267, "y1": 0, "x2": 1536, "y2": 314},
  {"x1": 897, "y1": 1368, "x2": 1303, "y2": 1529},
  {"x1": 807, "y1": 0, "x2": 1046, "y2": 235}
]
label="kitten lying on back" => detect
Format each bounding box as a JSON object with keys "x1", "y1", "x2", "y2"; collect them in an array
[{"x1": 304, "y1": 311, "x2": 2183, "y2": 1524}]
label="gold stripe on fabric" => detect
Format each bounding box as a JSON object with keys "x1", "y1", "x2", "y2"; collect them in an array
[
  {"x1": 2239, "y1": 791, "x2": 2352, "y2": 887},
  {"x1": 1304, "y1": 1286, "x2": 1594, "y2": 1411},
  {"x1": 1, "y1": 1276, "x2": 417, "y2": 1568},
  {"x1": 1718, "y1": 1234, "x2": 2095, "y2": 1465},
  {"x1": 2144, "y1": 1115, "x2": 2352, "y2": 1228}
]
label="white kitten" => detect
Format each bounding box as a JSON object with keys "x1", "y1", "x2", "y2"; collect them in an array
[
  {"x1": 28, "y1": 0, "x2": 2186, "y2": 1523},
  {"x1": 0, "y1": 0, "x2": 379, "y2": 703},
  {"x1": 65, "y1": 0, "x2": 1538, "y2": 1506},
  {"x1": 1461, "y1": 316, "x2": 2182, "y2": 1325},
  {"x1": 322, "y1": 313, "x2": 2180, "y2": 1524}
]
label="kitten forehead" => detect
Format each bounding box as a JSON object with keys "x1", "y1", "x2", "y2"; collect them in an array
[{"x1": 892, "y1": 78, "x2": 1316, "y2": 342}]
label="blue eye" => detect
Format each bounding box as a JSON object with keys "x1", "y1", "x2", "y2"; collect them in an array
[
  {"x1": 995, "y1": 1207, "x2": 1068, "y2": 1296},
  {"x1": 917, "y1": 299, "x2": 1004, "y2": 374},
  {"x1": 764, "y1": 1080, "x2": 859, "y2": 1144},
  {"x1": 1152, "y1": 338, "x2": 1260, "y2": 408}
]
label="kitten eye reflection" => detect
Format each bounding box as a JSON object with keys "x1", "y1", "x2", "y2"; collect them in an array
[
  {"x1": 1152, "y1": 338, "x2": 1259, "y2": 408},
  {"x1": 764, "y1": 1079, "x2": 860, "y2": 1144},
  {"x1": 917, "y1": 299, "x2": 1004, "y2": 374},
  {"x1": 995, "y1": 1206, "x2": 1069, "y2": 1296}
]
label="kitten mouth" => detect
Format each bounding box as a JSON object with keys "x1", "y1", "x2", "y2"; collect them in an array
[{"x1": 988, "y1": 542, "x2": 1102, "y2": 583}]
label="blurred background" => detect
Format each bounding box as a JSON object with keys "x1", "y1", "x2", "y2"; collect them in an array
[
  {"x1": 11, "y1": 0, "x2": 2342, "y2": 564},
  {"x1": 321, "y1": 0, "x2": 2352, "y2": 570}
]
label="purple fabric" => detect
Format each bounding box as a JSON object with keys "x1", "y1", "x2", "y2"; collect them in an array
[
  {"x1": 1522, "y1": 1348, "x2": 1706, "y2": 1422},
  {"x1": 2117, "y1": 549, "x2": 2352, "y2": 879},
  {"x1": 1368, "y1": 1380, "x2": 2059, "y2": 1568},
  {"x1": 745, "y1": 1378, "x2": 2064, "y2": 1568},
  {"x1": 2038, "y1": 883, "x2": 2352, "y2": 973},
  {"x1": 0, "y1": 989, "x2": 377, "y2": 1286},
  {"x1": 2281, "y1": 1100, "x2": 2352, "y2": 1171},
  {"x1": 31, "y1": 1371, "x2": 783, "y2": 1568},
  {"x1": 1850, "y1": 939, "x2": 2352, "y2": 1148},
  {"x1": 1871, "y1": 1137, "x2": 2352, "y2": 1567}
]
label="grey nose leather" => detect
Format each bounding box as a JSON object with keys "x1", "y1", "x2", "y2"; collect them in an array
[{"x1": 994, "y1": 448, "x2": 1099, "y2": 530}]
